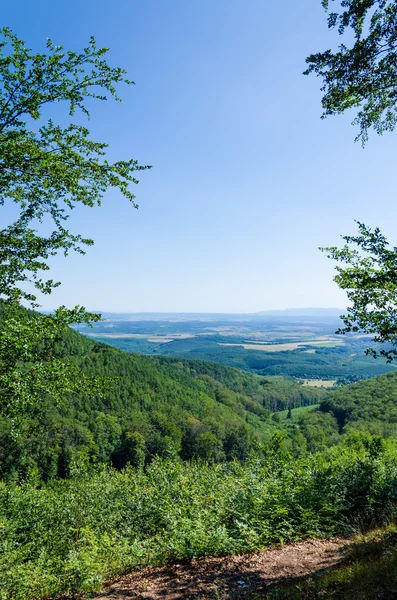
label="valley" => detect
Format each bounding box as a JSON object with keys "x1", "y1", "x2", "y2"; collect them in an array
[
  {"x1": 75, "y1": 311, "x2": 395, "y2": 384},
  {"x1": 3, "y1": 308, "x2": 397, "y2": 598}
]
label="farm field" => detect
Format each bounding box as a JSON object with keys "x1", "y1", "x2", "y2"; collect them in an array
[
  {"x1": 219, "y1": 338, "x2": 344, "y2": 351},
  {"x1": 302, "y1": 379, "x2": 337, "y2": 388}
]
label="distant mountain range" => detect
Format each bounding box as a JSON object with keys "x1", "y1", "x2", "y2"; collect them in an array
[
  {"x1": 72, "y1": 308, "x2": 347, "y2": 321},
  {"x1": 255, "y1": 308, "x2": 345, "y2": 317}
]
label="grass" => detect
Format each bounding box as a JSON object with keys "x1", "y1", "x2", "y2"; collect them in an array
[
  {"x1": 277, "y1": 404, "x2": 319, "y2": 420},
  {"x1": 301, "y1": 379, "x2": 337, "y2": 388},
  {"x1": 220, "y1": 342, "x2": 307, "y2": 352}
]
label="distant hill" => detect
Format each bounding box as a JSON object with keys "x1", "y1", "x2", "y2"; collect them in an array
[
  {"x1": 72, "y1": 309, "x2": 346, "y2": 321},
  {"x1": 255, "y1": 308, "x2": 345, "y2": 317}
]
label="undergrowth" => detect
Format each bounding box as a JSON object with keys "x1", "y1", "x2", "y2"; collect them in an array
[{"x1": 1, "y1": 441, "x2": 397, "y2": 599}]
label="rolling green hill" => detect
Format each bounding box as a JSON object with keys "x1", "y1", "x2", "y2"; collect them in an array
[
  {"x1": 0, "y1": 324, "x2": 325, "y2": 481},
  {"x1": 275, "y1": 370, "x2": 397, "y2": 456},
  {"x1": 5, "y1": 313, "x2": 397, "y2": 483},
  {"x1": 4, "y1": 316, "x2": 397, "y2": 600},
  {"x1": 320, "y1": 370, "x2": 397, "y2": 437}
]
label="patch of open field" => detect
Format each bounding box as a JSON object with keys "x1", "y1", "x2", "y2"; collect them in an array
[
  {"x1": 278, "y1": 404, "x2": 320, "y2": 419},
  {"x1": 219, "y1": 338, "x2": 344, "y2": 352},
  {"x1": 302, "y1": 379, "x2": 337, "y2": 388},
  {"x1": 219, "y1": 342, "x2": 307, "y2": 351},
  {"x1": 246, "y1": 343, "x2": 303, "y2": 351},
  {"x1": 314, "y1": 341, "x2": 344, "y2": 348}
]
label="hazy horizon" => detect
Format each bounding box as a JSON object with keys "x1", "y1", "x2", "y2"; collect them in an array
[{"x1": 64, "y1": 306, "x2": 347, "y2": 317}]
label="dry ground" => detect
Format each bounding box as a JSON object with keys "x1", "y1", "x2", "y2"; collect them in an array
[{"x1": 94, "y1": 538, "x2": 348, "y2": 600}]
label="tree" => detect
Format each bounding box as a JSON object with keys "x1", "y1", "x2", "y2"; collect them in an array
[
  {"x1": 0, "y1": 28, "x2": 149, "y2": 305},
  {"x1": 321, "y1": 222, "x2": 397, "y2": 361},
  {"x1": 0, "y1": 29, "x2": 149, "y2": 423},
  {"x1": 112, "y1": 431, "x2": 146, "y2": 470},
  {"x1": 306, "y1": 3, "x2": 397, "y2": 359},
  {"x1": 305, "y1": 1, "x2": 397, "y2": 145},
  {"x1": 0, "y1": 303, "x2": 104, "y2": 424},
  {"x1": 194, "y1": 431, "x2": 225, "y2": 462}
]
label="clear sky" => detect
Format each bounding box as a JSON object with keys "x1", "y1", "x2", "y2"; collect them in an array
[{"x1": 3, "y1": 1, "x2": 397, "y2": 313}]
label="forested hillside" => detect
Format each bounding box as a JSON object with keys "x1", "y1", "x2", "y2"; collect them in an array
[
  {"x1": 4, "y1": 319, "x2": 397, "y2": 598},
  {"x1": 0, "y1": 323, "x2": 325, "y2": 481},
  {"x1": 6, "y1": 310, "x2": 397, "y2": 484},
  {"x1": 320, "y1": 371, "x2": 397, "y2": 436},
  {"x1": 270, "y1": 370, "x2": 397, "y2": 457},
  {"x1": 5, "y1": 311, "x2": 397, "y2": 485}
]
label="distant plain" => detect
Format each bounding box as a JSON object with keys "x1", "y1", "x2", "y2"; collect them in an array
[{"x1": 75, "y1": 311, "x2": 396, "y2": 384}]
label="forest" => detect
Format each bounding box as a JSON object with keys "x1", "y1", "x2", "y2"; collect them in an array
[
  {"x1": 3, "y1": 315, "x2": 397, "y2": 597},
  {"x1": 0, "y1": 322, "x2": 326, "y2": 481}
]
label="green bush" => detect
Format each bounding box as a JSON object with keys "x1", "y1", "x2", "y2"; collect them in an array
[{"x1": 1, "y1": 439, "x2": 397, "y2": 599}]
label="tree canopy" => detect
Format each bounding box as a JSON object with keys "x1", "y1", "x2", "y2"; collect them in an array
[
  {"x1": 0, "y1": 28, "x2": 150, "y2": 305},
  {"x1": 321, "y1": 222, "x2": 397, "y2": 361},
  {"x1": 305, "y1": 1, "x2": 397, "y2": 145},
  {"x1": 0, "y1": 29, "x2": 149, "y2": 424},
  {"x1": 307, "y1": 4, "x2": 397, "y2": 359}
]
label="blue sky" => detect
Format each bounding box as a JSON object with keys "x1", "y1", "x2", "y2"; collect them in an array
[{"x1": 3, "y1": 1, "x2": 397, "y2": 312}]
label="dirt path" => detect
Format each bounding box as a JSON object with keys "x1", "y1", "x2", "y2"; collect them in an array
[{"x1": 94, "y1": 538, "x2": 348, "y2": 599}]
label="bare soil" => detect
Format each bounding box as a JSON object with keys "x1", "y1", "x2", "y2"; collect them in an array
[{"x1": 94, "y1": 538, "x2": 348, "y2": 599}]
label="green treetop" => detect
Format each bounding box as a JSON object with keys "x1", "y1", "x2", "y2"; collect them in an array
[
  {"x1": 321, "y1": 222, "x2": 397, "y2": 361},
  {"x1": 0, "y1": 29, "x2": 149, "y2": 424},
  {"x1": 305, "y1": 1, "x2": 397, "y2": 145},
  {"x1": 307, "y1": 3, "x2": 397, "y2": 358},
  {"x1": 0, "y1": 27, "x2": 150, "y2": 305}
]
